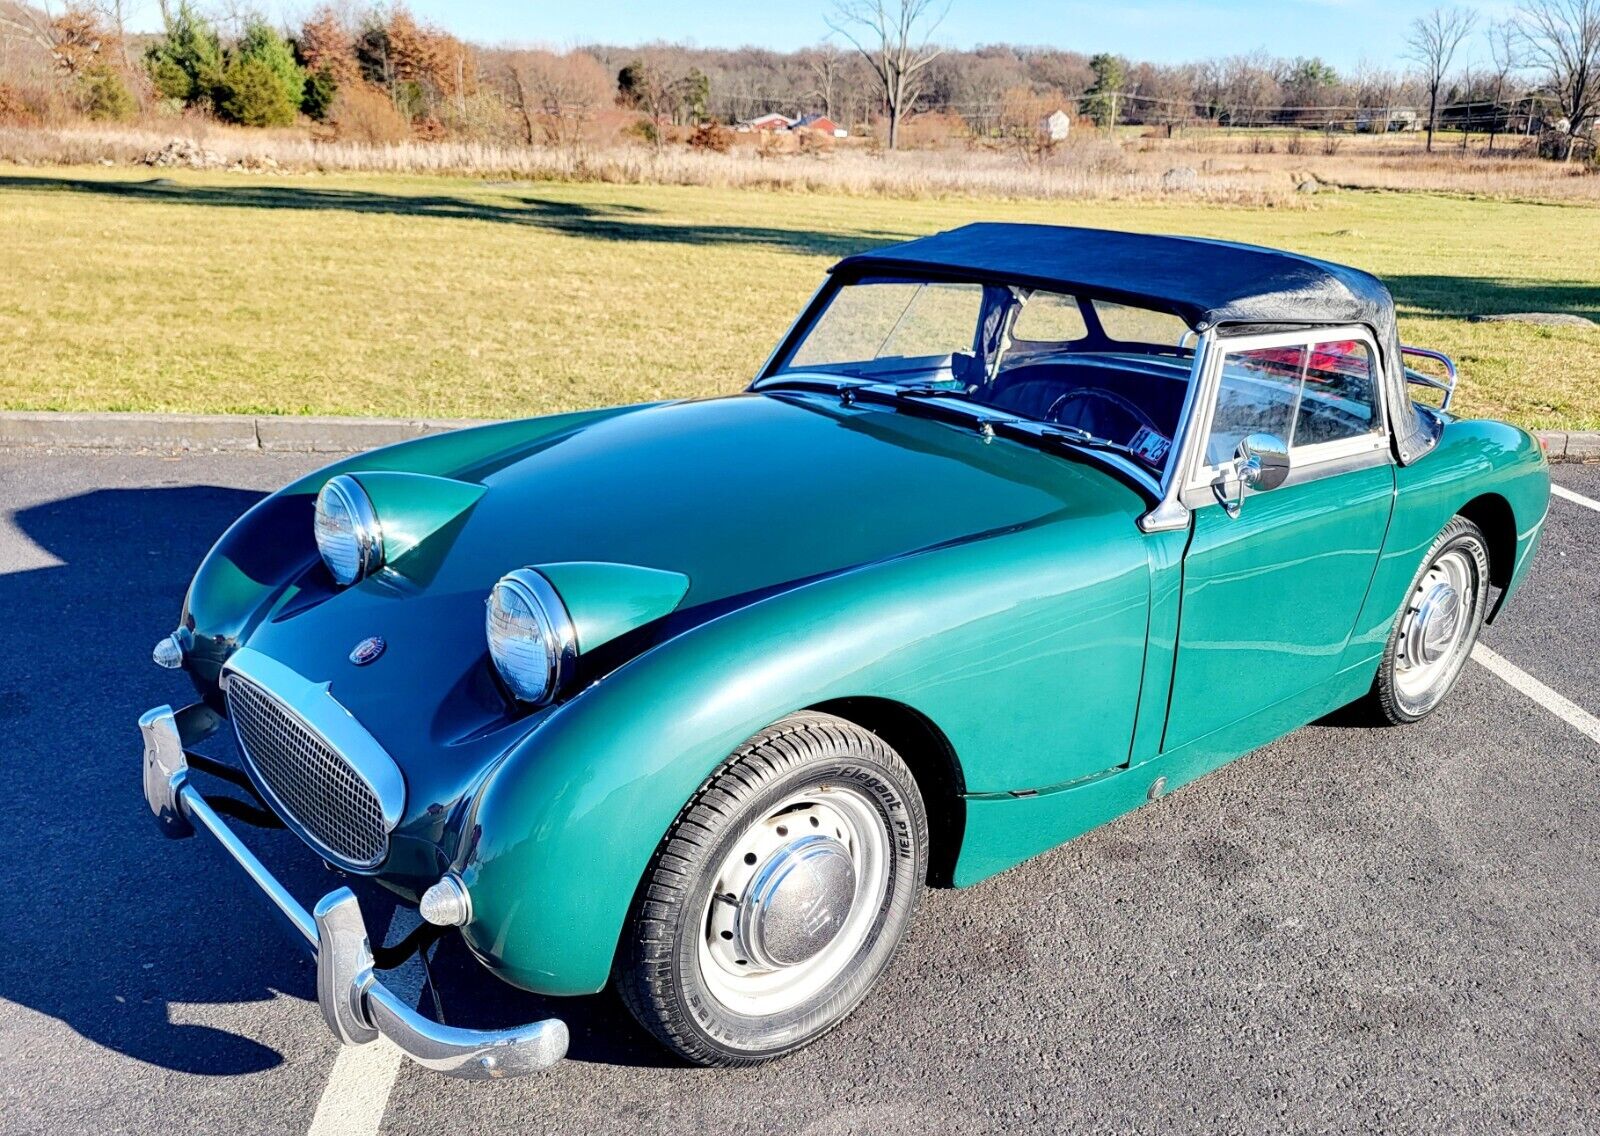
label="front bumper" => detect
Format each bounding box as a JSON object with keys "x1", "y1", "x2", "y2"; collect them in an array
[{"x1": 140, "y1": 702, "x2": 569, "y2": 1080}]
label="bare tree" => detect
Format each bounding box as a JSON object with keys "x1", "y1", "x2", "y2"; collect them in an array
[
  {"x1": 1515, "y1": 0, "x2": 1600, "y2": 160},
  {"x1": 505, "y1": 49, "x2": 611, "y2": 149},
  {"x1": 0, "y1": 1, "x2": 58, "y2": 54},
  {"x1": 827, "y1": 0, "x2": 950, "y2": 149},
  {"x1": 1406, "y1": 6, "x2": 1479, "y2": 150},
  {"x1": 804, "y1": 41, "x2": 846, "y2": 117},
  {"x1": 1485, "y1": 20, "x2": 1524, "y2": 151}
]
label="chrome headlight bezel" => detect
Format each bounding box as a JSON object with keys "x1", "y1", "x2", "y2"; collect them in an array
[
  {"x1": 314, "y1": 474, "x2": 384, "y2": 586},
  {"x1": 486, "y1": 568, "x2": 577, "y2": 706}
]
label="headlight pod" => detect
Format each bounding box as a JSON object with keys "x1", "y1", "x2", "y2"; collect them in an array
[
  {"x1": 314, "y1": 474, "x2": 384, "y2": 586},
  {"x1": 486, "y1": 568, "x2": 577, "y2": 705}
]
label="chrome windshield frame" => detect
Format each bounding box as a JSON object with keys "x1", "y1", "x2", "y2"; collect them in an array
[{"x1": 1138, "y1": 328, "x2": 1214, "y2": 534}]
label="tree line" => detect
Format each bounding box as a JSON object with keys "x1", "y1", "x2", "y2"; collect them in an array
[{"x1": 0, "y1": 1, "x2": 1593, "y2": 161}]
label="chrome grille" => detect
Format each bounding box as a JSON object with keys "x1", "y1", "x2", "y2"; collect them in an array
[{"x1": 226, "y1": 673, "x2": 388, "y2": 869}]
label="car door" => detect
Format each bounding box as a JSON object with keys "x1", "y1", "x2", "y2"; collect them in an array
[{"x1": 1163, "y1": 329, "x2": 1396, "y2": 750}]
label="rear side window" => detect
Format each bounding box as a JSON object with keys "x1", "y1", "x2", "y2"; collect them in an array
[
  {"x1": 1092, "y1": 301, "x2": 1189, "y2": 347},
  {"x1": 1011, "y1": 292, "x2": 1088, "y2": 344}
]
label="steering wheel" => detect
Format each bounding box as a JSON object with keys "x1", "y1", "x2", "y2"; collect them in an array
[{"x1": 1044, "y1": 387, "x2": 1159, "y2": 447}]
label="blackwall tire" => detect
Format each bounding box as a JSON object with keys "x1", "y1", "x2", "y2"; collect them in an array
[
  {"x1": 1368, "y1": 516, "x2": 1490, "y2": 725},
  {"x1": 615, "y1": 711, "x2": 928, "y2": 1066}
]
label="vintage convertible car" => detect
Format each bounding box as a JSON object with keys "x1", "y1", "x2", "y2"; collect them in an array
[{"x1": 141, "y1": 224, "x2": 1549, "y2": 1079}]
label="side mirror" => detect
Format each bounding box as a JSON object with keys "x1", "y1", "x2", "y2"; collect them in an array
[{"x1": 1216, "y1": 432, "x2": 1290, "y2": 518}]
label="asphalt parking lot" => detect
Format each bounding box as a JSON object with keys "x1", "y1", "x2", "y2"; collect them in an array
[{"x1": 1, "y1": 449, "x2": 1596, "y2": 1135}]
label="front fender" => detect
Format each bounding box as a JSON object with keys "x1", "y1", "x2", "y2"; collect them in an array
[{"x1": 459, "y1": 510, "x2": 1150, "y2": 995}]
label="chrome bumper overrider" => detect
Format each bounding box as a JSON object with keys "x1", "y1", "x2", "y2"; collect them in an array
[{"x1": 140, "y1": 702, "x2": 569, "y2": 1081}]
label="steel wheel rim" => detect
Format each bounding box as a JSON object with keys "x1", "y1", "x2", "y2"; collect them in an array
[
  {"x1": 697, "y1": 785, "x2": 890, "y2": 1016},
  {"x1": 1394, "y1": 547, "x2": 1476, "y2": 705}
]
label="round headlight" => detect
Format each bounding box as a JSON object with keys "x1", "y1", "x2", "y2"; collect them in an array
[
  {"x1": 486, "y1": 568, "x2": 577, "y2": 705},
  {"x1": 314, "y1": 474, "x2": 383, "y2": 586}
]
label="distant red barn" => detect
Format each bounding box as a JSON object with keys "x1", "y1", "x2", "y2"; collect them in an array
[{"x1": 793, "y1": 113, "x2": 847, "y2": 138}]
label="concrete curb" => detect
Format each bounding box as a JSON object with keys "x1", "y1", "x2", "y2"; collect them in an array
[
  {"x1": 1, "y1": 411, "x2": 1596, "y2": 461},
  {"x1": 0, "y1": 411, "x2": 492, "y2": 453}
]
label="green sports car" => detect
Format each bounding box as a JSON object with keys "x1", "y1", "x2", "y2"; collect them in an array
[{"x1": 141, "y1": 223, "x2": 1550, "y2": 1078}]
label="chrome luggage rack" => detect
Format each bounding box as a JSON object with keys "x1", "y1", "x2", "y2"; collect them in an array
[{"x1": 1401, "y1": 345, "x2": 1458, "y2": 412}]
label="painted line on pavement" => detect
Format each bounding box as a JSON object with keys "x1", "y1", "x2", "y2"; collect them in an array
[
  {"x1": 306, "y1": 907, "x2": 423, "y2": 1136},
  {"x1": 307, "y1": 1041, "x2": 405, "y2": 1136},
  {"x1": 1552, "y1": 483, "x2": 1600, "y2": 514},
  {"x1": 1473, "y1": 644, "x2": 1600, "y2": 747}
]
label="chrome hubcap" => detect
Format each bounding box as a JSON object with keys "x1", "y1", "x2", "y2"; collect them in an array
[
  {"x1": 1395, "y1": 549, "x2": 1475, "y2": 703},
  {"x1": 737, "y1": 834, "x2": 857, "y2": 968},
  {"x1": 699, "y1": 787, "x2": 889, "y2": 1015}
]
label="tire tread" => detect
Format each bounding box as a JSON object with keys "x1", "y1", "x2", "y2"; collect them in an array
[{"x1": 615, "y1": 712, "x2": 922, "y2": 1067}]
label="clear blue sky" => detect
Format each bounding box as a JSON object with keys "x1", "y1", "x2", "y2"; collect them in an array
[{"x1": 125, "y1": 1, "x2": 1507, "y2": 71}]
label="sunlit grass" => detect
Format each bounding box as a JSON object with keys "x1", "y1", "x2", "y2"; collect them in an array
[{"x1": 0, "y1": 167, "x2": 1595, "y2": 429}]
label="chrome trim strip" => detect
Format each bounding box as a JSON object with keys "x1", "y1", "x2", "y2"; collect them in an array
[
  {"x1": 222, "y1": 647, "x2": 405, "y2": 868},
  {"x1": 139, "y1": 704, "x2": 569, "y2": 1081}
]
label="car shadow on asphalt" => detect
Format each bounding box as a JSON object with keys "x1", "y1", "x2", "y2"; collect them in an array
[
  {"x1": 0, "y1": 175, "x2": 904, "y2": 260},
  {"x1": 0, "y1": 481, "x2": 671, "y2": 1075}
]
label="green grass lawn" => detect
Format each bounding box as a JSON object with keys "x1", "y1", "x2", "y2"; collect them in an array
[{"x1": 1, "y1": 168, "x2": 1597, "y2": 429}]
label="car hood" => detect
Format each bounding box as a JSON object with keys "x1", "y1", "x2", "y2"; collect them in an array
[{"x1": 215, "y1": 392, "x2": 1147, "y2": 872}]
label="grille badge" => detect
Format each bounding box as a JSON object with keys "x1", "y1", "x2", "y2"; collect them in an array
[{"x1": 349, "y1": 636, "x2": 386, "y2": 666}]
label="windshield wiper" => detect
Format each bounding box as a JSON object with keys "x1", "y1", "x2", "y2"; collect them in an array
[
  {"x1": 888, "y1": 385, "x2": 971, "y2": 399},
  {"x1": 763, "y1": 377, "x2": 1163, "y2": 476},
  {"x1": 999, "y1": 421, "x2": 1159, "y2": 469}
]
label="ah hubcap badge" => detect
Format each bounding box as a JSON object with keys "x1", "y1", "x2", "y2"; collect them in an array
[{"x1": 349, "y1": 636, "x2": 386, "y2": 666}]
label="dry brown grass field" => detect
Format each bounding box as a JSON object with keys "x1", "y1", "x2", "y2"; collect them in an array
[{"x1": 3, "y1": 122, "x2": 1597, "y2": 205}]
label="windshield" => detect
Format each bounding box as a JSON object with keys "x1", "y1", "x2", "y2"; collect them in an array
[{"x1": 771, "y1": 275, "x2": 1196, "y2": 472}]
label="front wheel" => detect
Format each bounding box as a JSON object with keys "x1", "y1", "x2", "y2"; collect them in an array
[
  {"x1": 615, "y1": 712, "x2": 927, "y2": 1066},
  {"x1": 1368, "y1": 516, "x2": 1490, "y2": 724}
]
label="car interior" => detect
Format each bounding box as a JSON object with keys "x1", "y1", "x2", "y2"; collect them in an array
[{"x1": 774, "y1": 277, "x2": 1381, "y2": 476}]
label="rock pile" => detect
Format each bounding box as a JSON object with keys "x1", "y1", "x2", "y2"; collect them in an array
[
  {"x1": 140, "y1": 138, "x2": 228, "y2": 169},
  {"x1": 138, "y1": 139, "x2": 282, "y2": 172}
]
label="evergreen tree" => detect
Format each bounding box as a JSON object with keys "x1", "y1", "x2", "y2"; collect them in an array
[
  {"x1": 235, "y1": 19, "x2": 305, "y2": 115},
  {"x1": 144, "y1": 2, "x2": 224, "y2": 105}
]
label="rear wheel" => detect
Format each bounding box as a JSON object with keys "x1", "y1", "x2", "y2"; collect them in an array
[
  {"x1": 615, "y1": 712, "x2": 927, "y2": 1066},
  {"x1": 1369, "y1": 516, "x2": 1489, "y2": 724}
]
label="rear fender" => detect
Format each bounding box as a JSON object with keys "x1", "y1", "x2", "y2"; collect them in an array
[{"x1": 1343, "y1": 418, "x2": 1549, "y2": 668}]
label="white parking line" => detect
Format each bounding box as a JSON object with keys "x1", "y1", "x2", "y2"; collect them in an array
[
  {"x1": 306, "y1": 908, "x2": 423, "y2": 1136},
  {"x1": 307, "y1": 1042, "x2": 404, "y2": 1136},
  {"x1": 1473, "y1": 644, "x2": 1600, "y2": 747},
  {"x1": 1552, "y1": 483, "x2": 1600, "y2": 514}
]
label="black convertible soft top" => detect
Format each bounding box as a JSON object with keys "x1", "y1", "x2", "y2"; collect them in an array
[{"x1": 832, "y1": 224, "x2": 1432, "y2": 463}]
